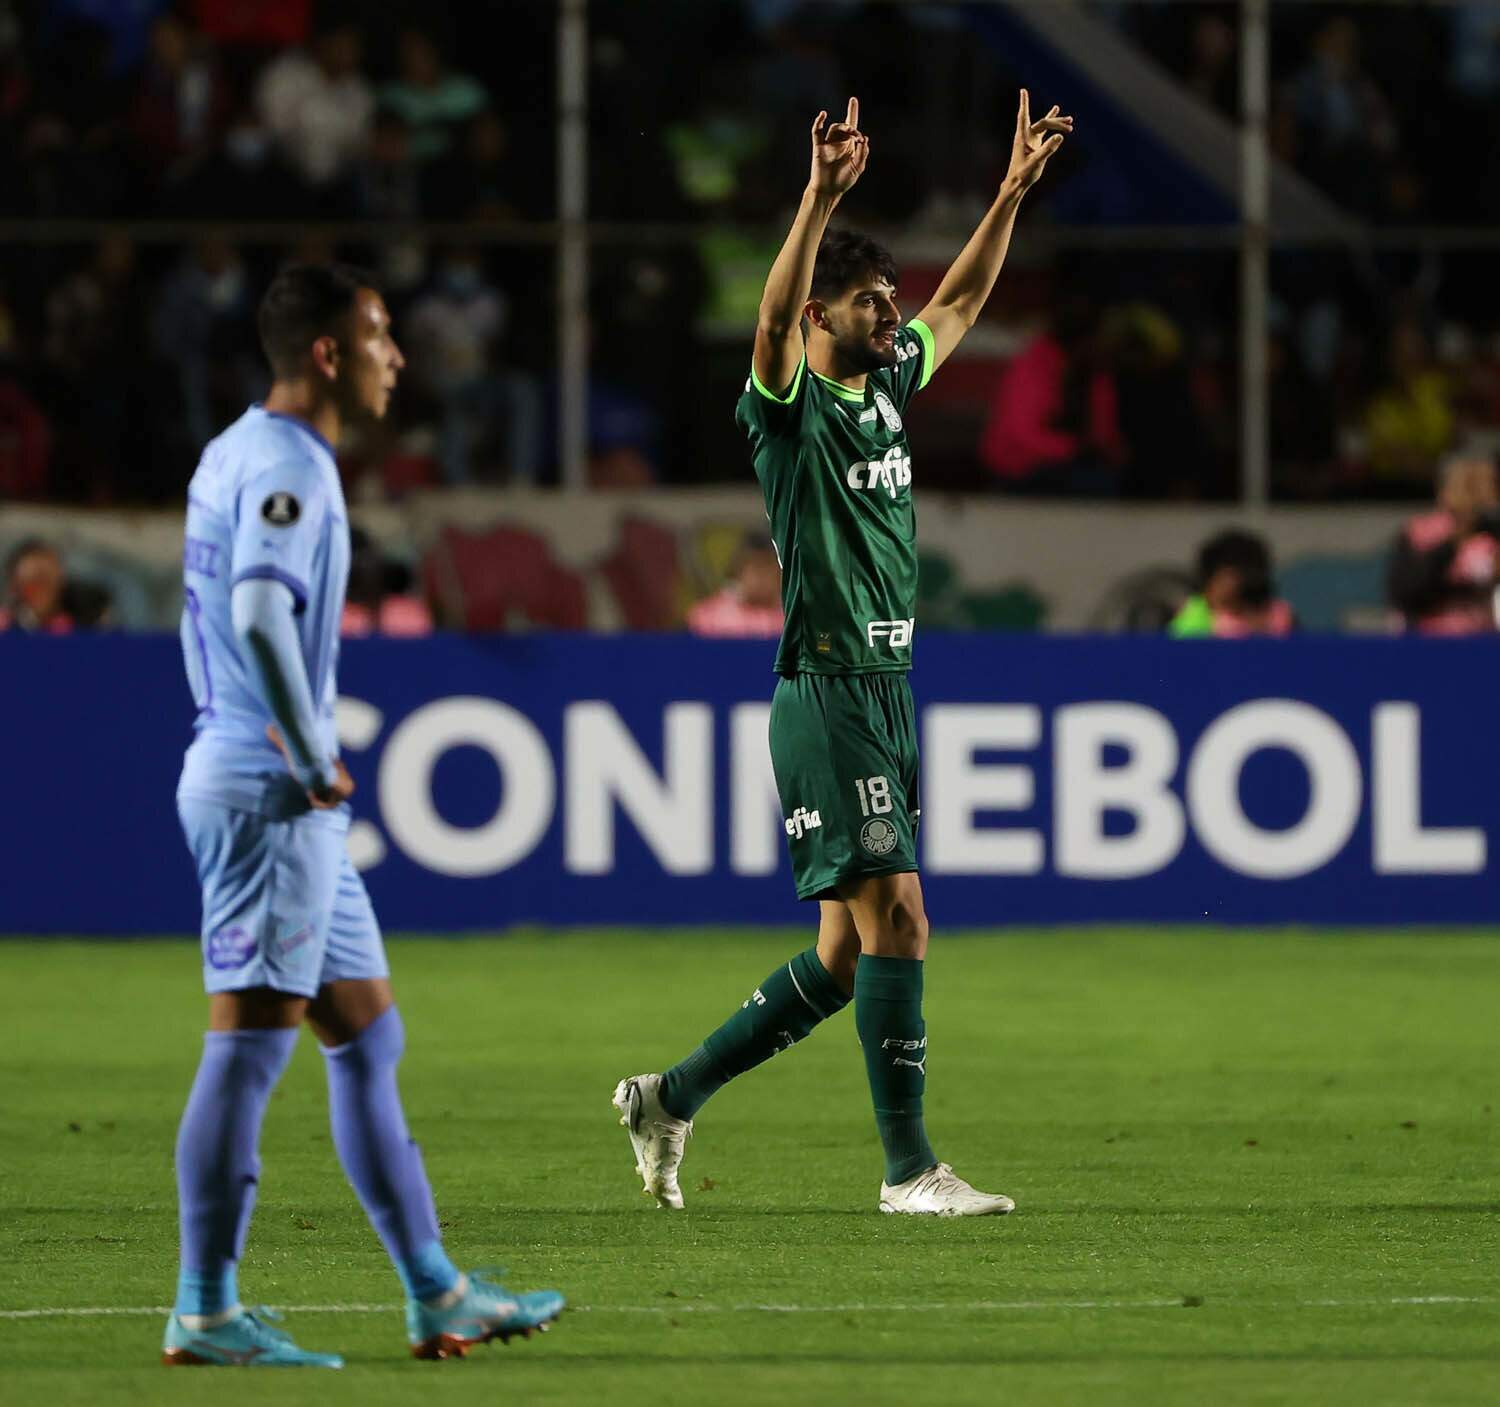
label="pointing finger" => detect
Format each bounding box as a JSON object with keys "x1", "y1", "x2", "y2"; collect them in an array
[
  {"x1": 1019, "y1": 87, "x2": 1031, "y2": 133},
  {"x1": 812, "y1": 109, "x2": 827, "y2": 141},
  {"x1": 847, "y1": 96, "x2": 859, "y2": 129}
]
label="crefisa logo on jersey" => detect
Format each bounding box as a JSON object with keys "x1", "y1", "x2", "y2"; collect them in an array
[
  {"x1": 784, "y1": 806, "x2": 822, "y2": 840},
  {"x1": 847, "y1": 445, "x2": 912, "y2": 498}
]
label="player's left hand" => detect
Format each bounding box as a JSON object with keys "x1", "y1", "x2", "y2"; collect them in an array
[
  {"x1": 1007, "y1": 89, "x2": 1073, "y2": 192},
  {"x1": 267, "y1": 724, "x2": 355, "y2": 808}
]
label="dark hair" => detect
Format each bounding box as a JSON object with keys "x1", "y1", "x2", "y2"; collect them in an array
[
  {"x1": 256, "y1": 263, "x2": 377, "y2": 379},
  {"x1": 1198, "y1": 529, "x2": 1273, "y2": 604},
  {"x1": 809, "y1": 229, "x2": 897, "y2": 303}
]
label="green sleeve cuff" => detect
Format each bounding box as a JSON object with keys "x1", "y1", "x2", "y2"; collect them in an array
[
  {"x1": 750, "y1": 355, "x2": 806, "y2": 405},
  {"x1": 908, "y1": 318, "x2": 936, "y2": 392}
]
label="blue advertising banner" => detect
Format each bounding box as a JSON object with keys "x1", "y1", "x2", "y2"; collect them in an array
[{"x1": 2, "y1": 634, "x2": 1496, "y2": 932}]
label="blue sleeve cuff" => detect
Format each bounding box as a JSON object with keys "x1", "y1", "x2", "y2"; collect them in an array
[{"x1": 232, "y1": 567, "x2": 309, "y2": 614}]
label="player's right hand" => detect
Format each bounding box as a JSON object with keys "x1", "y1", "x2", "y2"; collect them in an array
[
  {"x1": 810, "y1": 98, "x2": 869, "y2": 196},
  {"x1": 267, "y1": 724, "x2": 356, "y2": 808}
]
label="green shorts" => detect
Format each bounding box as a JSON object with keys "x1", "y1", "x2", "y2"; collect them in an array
[{"x1": 768, "y1": 671, "x2": 920, "y2": 901}]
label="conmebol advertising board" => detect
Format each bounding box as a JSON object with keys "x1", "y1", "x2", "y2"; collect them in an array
[{"x1": 2, "y1": 635, "x2": 1493, "y2": 931}]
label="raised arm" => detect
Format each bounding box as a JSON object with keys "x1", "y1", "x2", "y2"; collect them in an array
[
  {"x1": 916, "y1": 90, "x2": 1073, "y2": 374},
  {"x1": 753, "y1": 98, "x2": 870, "y2": 398}
]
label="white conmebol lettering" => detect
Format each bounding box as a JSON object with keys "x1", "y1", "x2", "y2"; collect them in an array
[
  {"x1": 923, "y1": 705, "x2": 1044, "y2": 874},
  {"x1": 1055, "y1": 704, "x2": 1185, "y2": 878},
  {"x1": 866, "y1": 618, "x2": 914, "y2": 649},
  {"x1": 378, "y1": 697, "x2": 555, "y2": 878},
  {"x1": 730, "y1": 702, "x2": 782, "y2": 875},
  {"x1": 1372, "y1": 702, "x2": 1485, "y2": 874},
  {"x1": 335, "y1": 696, "x2": 386, "y2": 870},
  {"x1": 1186, "y1": 700, "x2": 1361, "y2": 879},
  {"x1": 564, "y1": 701, "x2": 713, "y2": 875},
  {"x1": 784, "y1": 806, "x2": 823, "y2": 840},
  {"x1": 846, "y1": 445, "x2": 912, "y2": 498}
]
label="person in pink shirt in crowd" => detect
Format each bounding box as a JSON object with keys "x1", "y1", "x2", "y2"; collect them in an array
[
  {"x1": 0, "y1": 538, "x2": 75, "y2": 633},
  {"x1": 1169, "y1": 529, "x2": 1297, "y2": 638},
  {"x1": 979, "y1": 298, "x2": 1125, "y2": 496},
  {"x1": 686, "y1": 533, "x2": 784, "y2": 639},
  {"x1": 1386, "y1": 453, "x2": 1500, "y2": 634}
]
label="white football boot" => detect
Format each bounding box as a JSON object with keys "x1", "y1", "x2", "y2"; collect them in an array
[
  {"x1": 879, "y1": 1162, "x2": 1015, "y2": 1217},
  {"x1": 612, "y1": 1074, "x2": 691, "y2": 1210}
]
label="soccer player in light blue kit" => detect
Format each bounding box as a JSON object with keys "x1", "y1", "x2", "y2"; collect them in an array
[{"x1": 165, "y1": 264, "x2": 563, "y2": 1367}]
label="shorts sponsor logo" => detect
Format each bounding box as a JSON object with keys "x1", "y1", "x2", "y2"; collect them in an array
[
  {"x1": 874, "y1": 390, "x2": 903, "y2": 433},
  {"x1": 860, "y1": 817, "x2": 899, "y2": 856},
  {"x1": 206, "y1": 924, "x2": 257, "y2": 970},
  {"x1": 275, "y1": 925, "x2": 314, "y2": 957},
  {"x1": 261, "y1": 492, "x2": 300, "y2": 526},
  {"x1": 784, "y1": 806, "x2": 822, "y2": 840},
  {"x1": 866, "y1": 618, "x2": 914, "y2": 649}
]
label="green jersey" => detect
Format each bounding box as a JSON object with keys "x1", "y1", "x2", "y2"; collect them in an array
[{"x1": 736, "y1": 319, "x2": 935, "y2": 676}]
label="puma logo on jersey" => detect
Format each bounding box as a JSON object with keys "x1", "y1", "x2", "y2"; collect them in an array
[
  {"x1": 867, "y1": 618, "x2": 915, "y2": 649},
  {"x1": 784, "y1": 806, "x2": 823, "y2": 840},
  {"x1": 847, "y1": 445, "x2": 912, "y2": 498}
]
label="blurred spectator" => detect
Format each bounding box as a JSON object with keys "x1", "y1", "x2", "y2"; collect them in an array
[
  {"x1": 255, "y1": 19, "x2": 372, "y2": 195},
  {"x1": 379, "y1": 27, "x2": 487, "y2": 166},
  {"x1": 1450, "y1": 3, "x2": 1500, "y2": 100},
  {"x1": 190, "y1": 0, "x2": 309, "y2": 50},
  {"x1": 1361, "y1": 318, "x2": 1455, "y2": 489},
  {"x1": 0, "y1": 538, "x2": 73, "y2": 632},
  {"x1": 355, "y1": 108, "x2": 420, "y2": 222},
  {"x1": 128, "y1": 10, "x2": 228, "y2": 200},
  {"x1": 686, "y1": 533, "x2": 783, "y2": 638},
  {"x1": 44, "y1": 0, "x2": 169, "y2": 75},
  {"x1": 340, "y1": 528, "x2": 434, "y2": 637},
  {"x1": 404, "y1": 249, "x2": 542, "y2": 486},
  {"x1": 151, "y1": 234, "x2": 259, "y2": 451},
  {"x1": 1386, "y1": 454, "x2": 1500, "y2": 634},
  {"x1": 980, "y1": 299, "x2": 1124, "y2": 495},
  {"x1": 1169, "y1": 529, "x2": 1295, "y2": 637},
  {"x1": 41, "y1": 234, "x2": 143, "y2": 498},
  {"x1": 1182, "y1": 9, "x2": 1238, "y2": 119},
  {"x1": 1292, "y1": 17, "x2": 1399, "y2": 214},
  {"x1": 0, "y1": 373, "x2": 52, "y2": 499},
  {"x1": 423, "y1": 110, "x2": 516, "y2": 219}
]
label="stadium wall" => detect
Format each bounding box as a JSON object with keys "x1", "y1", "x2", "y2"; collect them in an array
[
  {"x1": 3, "y1": 634, "x2": 1495, "y2": 933},
  {"x1": 0, "y1": 496, "x2": 1411, "y2": 632}
]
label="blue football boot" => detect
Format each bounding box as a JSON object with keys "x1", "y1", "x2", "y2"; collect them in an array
[
  {"x1": 161, "y1": 1306, "x2": 344, "y2": 1367},
  {"x1": 407, "y1": 1270, "x2": 565, "y2": 1360}
]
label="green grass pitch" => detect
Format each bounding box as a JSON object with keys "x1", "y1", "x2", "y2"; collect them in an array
[{"x1": 2, "y1": 928, "x2": 1499, "y2": 1406}]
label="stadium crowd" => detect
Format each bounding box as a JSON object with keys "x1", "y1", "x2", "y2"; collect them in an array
[{"x1": 3, "y1": 0, "x2": 1500, "y2": 594}]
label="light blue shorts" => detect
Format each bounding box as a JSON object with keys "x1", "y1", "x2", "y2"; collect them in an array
[{"x1": 178, "y1": 797, "x2": 389, "y2": 998}]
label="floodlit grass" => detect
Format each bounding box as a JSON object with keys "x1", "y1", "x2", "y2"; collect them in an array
[{"x1": 2, "y1": 929, "x2": 1499, "y2": 1405}]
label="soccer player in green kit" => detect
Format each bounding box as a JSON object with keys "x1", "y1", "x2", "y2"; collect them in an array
[{"x1": 615, "y1": 92, "x2": 1072, "y2": 1215}]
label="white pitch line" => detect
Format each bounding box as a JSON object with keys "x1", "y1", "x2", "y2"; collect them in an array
[{"x1": 1, "y1": 1295, "x2": 1496, "y2": 1322}]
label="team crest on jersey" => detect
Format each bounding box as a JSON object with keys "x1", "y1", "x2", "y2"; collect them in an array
[
  {"x1": 261, "y1": 492, "x2": 301, "y2": 526},
  {"x1": 874, "y1": 390, "x2": 903, "y2": 433},
  {"x1": 860, "y1": 817, "x2": 899, "y2": 857}
]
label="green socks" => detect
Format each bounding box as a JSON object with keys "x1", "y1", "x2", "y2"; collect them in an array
[
  {"x1": 854, "y1": 954, "x2": 937, "y2": 1186},
  {"x1": 659, "y1": 947, "x2": 850, "y2": 1120}
]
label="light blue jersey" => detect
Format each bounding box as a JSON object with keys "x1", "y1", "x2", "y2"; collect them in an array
[
  {"x1": 175, "y1": 404, "x2": 384, "y2": 997},
  {"x1": 177, "y1": 406, "x2": 350, "y2": 814}
]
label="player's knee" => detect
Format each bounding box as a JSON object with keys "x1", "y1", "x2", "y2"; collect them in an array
[{"x1": 874, "y1": 896, "x2": 928, "y2": 956}]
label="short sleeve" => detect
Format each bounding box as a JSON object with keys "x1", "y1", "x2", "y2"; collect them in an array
[
  {"x1": 736, "y1": 354, "x2": 808, "y2": 440},
  {"x1": 231, "y1": 461, "x2": 327, "y2": 613},
  {"x1": 887, "y1": 319, "x2": 936, "y2": 412}
]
